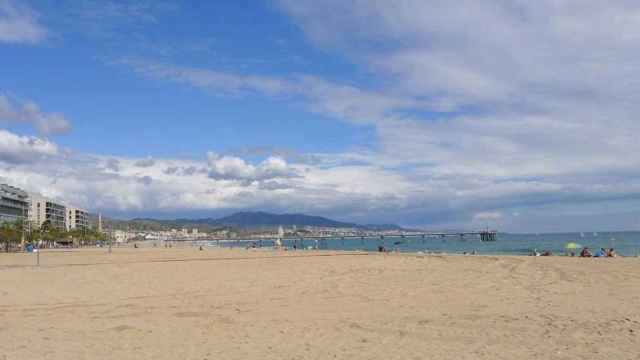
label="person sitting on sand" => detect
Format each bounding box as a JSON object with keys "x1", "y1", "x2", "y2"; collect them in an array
[
  {"x1": 607, "y1": 248, "x2": 617, "y2": 258},
  {"x1": 541, "y1": 250, "x2": 552, "y2": 256},
  {"x1": 580, "y1": 247, "x2": 592, "y2": 257},
  {"x1": 594, "y1": 248, "x2": 607, "y2": 258}
]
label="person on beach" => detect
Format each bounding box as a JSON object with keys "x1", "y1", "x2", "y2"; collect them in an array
[
  {"x1": 607, "y1": 248, "x2": 617, "y2": 257},
  {"x1": 580, "y1": 247, "x2": 592, "y2": 257},
  {"x1": 594, "y1": 248, "x2": 607, "y2": 258}
]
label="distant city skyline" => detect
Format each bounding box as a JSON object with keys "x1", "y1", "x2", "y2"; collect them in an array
[{"x1": 1, "y1": 1, "x2": 640, "y2": 232}]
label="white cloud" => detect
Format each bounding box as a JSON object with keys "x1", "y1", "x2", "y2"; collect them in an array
[
  {"x1": 1, "y1": 127, "x2": 639, "y2": 231},
  {"x1": 206, "y1": 152, "x2": 297, "y2": 181},
  {"x1": 277, "y1": 1, "x2": 640, "y2": 106},
  {"x1": 113, "y1": 50, "x2": 640, "y2": 229},
  {"x1": 0, "y1": 129, "x2": 58, "y2": 164},
  {"x1": 272, "y1": 1, "x2": 640, "y2": 218},
  {"x1": 119, "y1": 59, "x2": 437, "y2": 125},
  {"x1": 0, "y1": 130, "x2": 413, "y2": 222},
  {"x1": 0, "y1": 0, "x2": 47, "y2": 44},
  {"x1": 0, "y1": 95, "x2": 72, "y2": 135}
]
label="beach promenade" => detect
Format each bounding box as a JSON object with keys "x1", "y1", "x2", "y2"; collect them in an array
[{"x1": 1, "y1": 248, "x2": 639, "y2": 359}]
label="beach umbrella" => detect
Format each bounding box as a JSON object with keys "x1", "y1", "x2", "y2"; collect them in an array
[{"x1": 565, "y1": 242, "x2": 581, "y2": 250}]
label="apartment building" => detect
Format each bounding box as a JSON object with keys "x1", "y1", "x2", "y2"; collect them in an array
[
  {"x1": 0, "y1": 184, "x2": 29, "y2": 224},
  {"x1": 66, "y1": 207, "x2": 90, "y2": 231},
  {"x1": 29, "y1": 195, "x2": 66, "y2": 230}
]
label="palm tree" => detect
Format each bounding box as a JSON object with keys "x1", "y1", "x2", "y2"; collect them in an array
[{"x1": 0, "y1": 221, "x2": 21, "y2": 252}]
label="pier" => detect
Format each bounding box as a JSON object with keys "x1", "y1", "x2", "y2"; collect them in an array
[{"x1": 161, "y1": 230, "x2": 498, "y2": 244}]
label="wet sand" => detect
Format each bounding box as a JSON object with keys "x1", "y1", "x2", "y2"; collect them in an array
[{"x1": 1, "y1": 248, "x2": 639, "y2": 359}]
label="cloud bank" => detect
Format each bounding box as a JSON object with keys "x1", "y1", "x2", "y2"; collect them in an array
[{"x1": 0, "y1": 129, "x2": 58, "y2": 164}]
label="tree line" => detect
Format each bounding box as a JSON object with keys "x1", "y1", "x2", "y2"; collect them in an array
[{"x1": 1, "y1": 221, "x2": 107, "y2": 252}]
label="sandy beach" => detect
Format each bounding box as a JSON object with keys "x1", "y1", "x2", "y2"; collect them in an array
[{"x1": 1, "y1": 248, "x2": 639, "y2": 360}]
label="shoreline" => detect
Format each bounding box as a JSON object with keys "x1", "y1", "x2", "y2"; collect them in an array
[
  {"x1": 5, "y1": 244, "x2": 639, "y2": 256},
  {"x1": 2, "y1": 246, "x2": 637, "y2": 270}
]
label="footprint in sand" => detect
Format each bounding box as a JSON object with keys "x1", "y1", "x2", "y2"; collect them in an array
[
  {"x1": 111, "y1": 325, "x2": 137, "y2": 332},
  {"x1": 173, "y1": 311, "x2": 202, "y2": 318}
]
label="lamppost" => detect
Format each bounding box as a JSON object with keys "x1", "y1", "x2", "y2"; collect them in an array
[{"x1": 20, "y1": 200, "x2": 26, "y2": 250}]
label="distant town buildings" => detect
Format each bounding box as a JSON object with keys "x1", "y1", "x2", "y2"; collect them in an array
[{"x1": 113, "y1": 230, "x2": 136, "y2": 244}]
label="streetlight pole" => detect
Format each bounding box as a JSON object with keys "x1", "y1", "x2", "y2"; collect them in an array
[{"x1": 20, "y1": 201, "x2": 26, "y2": 250}]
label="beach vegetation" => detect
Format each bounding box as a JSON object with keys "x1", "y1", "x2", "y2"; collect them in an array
[
  {"x1": 0, "y1": 220, "x2": 108, "y2": 252},
  {"x1": 0, "y1": 221, "x2": 23, "y2": 252}
]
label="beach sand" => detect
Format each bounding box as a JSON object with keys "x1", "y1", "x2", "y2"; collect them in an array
[{"x1": 1, "y1": 248, "x2": 639, "y2": 359}]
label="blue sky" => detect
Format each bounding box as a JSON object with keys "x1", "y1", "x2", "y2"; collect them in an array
[
  {"x1": 2, "y1": 0, "x2": 640, "y2": 232},
  {"x1": 2, "y1": 1, "x2": 370, "y2": 157}
]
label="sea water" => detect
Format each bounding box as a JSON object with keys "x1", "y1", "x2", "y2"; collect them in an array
[{"x1": 222, "y1": 231, "x2": 640, "y2": 256}]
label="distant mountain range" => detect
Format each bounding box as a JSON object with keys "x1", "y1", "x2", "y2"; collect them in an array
[
  {"x1": 113, "y1": 211, "x2": 405, "y2": 231},
  {"x1": 214, "y1": 211, "x2": 359, "y2": 228}
]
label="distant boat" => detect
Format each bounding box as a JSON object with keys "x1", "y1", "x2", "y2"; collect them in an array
[
  {"x1": 580, "y1": 232, "x2": 585, "y2": 238},
  {"x1": 593, "y1": 232, "x2": 598, "y2": 237}
]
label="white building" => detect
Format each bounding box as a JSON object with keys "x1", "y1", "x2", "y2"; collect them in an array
[
  {"x1": 66, "y1": 207, "x2": 89, "y2": 231},
  {"x1": 29, "y1": 195, "x2": 66, "y2": 230},
  {"x1": 114, "y1": 230, "x2": 136, "y2": 243}
]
